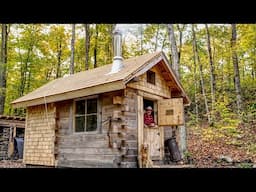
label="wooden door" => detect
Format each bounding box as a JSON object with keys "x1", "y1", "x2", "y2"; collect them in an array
[{"x1": 144, "y1": 127, "x2": 164, "y2": 160}]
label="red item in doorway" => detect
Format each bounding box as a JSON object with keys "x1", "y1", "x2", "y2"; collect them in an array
[{"x1": 144, "y1": 113, "x2": 155, "y2": 125}]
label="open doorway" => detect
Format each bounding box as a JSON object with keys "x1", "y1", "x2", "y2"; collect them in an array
[
  {"x1": 142, "y1": 98, "x2": 163, "y2": 161},
  {"x1": 143, "y1": 98, "x2": 154, "y2": 114},
  {"x1": 143, "y1": 98, "x2": 157, "y2": 124}
]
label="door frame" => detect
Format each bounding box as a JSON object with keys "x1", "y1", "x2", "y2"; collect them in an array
[{"x1": 137, "y1": 92, "x2": 165, "y2": 167}]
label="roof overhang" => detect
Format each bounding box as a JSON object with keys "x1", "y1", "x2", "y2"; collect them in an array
[{"x1": 12, "y1": 80, "x2": 125, "y2": 108}]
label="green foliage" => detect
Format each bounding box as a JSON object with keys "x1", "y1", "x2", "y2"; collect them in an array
[
  {"x1": 183, "y1": 150, "x2": 194, "y2": 164},
  {"x1": 1, "y1": 23, "x2": 256, "y2": 124},
  {"x1": 186, "y1": 111, "x2": 198, "y2": 127},
  {"x1": 238, "y1": 163, "x2": 253, "y2": 168}
]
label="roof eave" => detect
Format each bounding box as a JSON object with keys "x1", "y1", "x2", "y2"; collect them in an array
[
  {"x1": 160, "y1": 52, "x2": 191, "y2": 106},
  {"x1": 12, "y1": 80, "x2": 125, "y2": 108}
]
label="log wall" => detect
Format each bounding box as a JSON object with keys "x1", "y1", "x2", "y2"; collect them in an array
[{"x1": 56, "y1": 92, "x2": 125, "y2": 168}]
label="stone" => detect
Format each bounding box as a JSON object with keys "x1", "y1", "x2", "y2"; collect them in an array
[{"x1": 219, "y1": 155, "x2": 233, "y2": 163}]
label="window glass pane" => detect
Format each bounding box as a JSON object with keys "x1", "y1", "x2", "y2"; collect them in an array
[
  {"x1": 75, "y1": 116, "x2": 85, "y2": 132},
  {"x1": 76, "y1": 100, "x2": 85, "y2": 115},
  {"x1": 87, "y1": 98, "x2": 97, "y2": 114},
  {"x1": 86, "y1": 115, "x2": 97, "y2": 131},
  {"x1": 147, "y1": 70, "x2": 155, "y2": 84}
]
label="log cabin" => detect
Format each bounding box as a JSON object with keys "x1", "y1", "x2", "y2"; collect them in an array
[{"x1": 11, "y1": 30, "x2": 190, "y2": 168}]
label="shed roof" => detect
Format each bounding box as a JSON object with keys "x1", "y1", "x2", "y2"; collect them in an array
[{"x1": 12, "y1": 51, "x2": 190, "y2": 108}]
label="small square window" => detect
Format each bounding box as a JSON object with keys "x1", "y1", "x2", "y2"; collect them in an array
[
  {"x1": 147, "y1": 70, "x2": 155, "y2": 85},
  {"x1": 74, "y1": 98, "x2": 98, "y2": 132}
]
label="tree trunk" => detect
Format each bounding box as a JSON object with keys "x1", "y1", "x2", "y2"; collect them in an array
[
  {"x1": 192, "y1": 25, "x2": 211, "y2": 124},
  {"x1": 177, "y1": 24, "x2": 186, "y2": 64},
  {"x1": 56, "y1": 41, "x2": 62, "y2": 78},
  {"x1": 205, "y1": 24, "x2": 216, "y2": 113},
  {"x1": 167, "y1": 24, "x2": 186, "y2": 157},
  {"x1": 94, "y1": 24, "x2": 98, "y2": 68},
  {"x1": 191, "y1": 32, "x2": 199, "y2": 123},
  {"x1": 167, "y1": 24, "x2": 180, "y2": 79},
  {"x1": 0, "y1": 24, "x2": 8, "y2": 114},
  {"x1": 231, "y1": 24, "x2": 243, "y2": 114},
  {"x1": 140, "y1": 24, "x2": 144, "y2": 55},
  {"x1": 84, "y1": 24, "x2": 90, "y2": 70},
  {"x1": 154, "y1": 24, "x2": 160, "y2": 51},
  {"x1": 70, "y1": 24, "x2": 75, "y2": 75},
  {"x1": 20, "y1": 43, "x2": 33, "y2": 96}
]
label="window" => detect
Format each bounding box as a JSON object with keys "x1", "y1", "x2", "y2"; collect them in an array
[
  {"x1": 147, "y1": 70, "x2": 155, "y2": 85},
  {"x1": 74, "y1": 98, "x2": 98, "y2": 132}
]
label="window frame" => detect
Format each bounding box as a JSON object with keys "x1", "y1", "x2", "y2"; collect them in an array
[
  {"x1": 146, "y1": 70, "x2": 156, "y2": 85},
  {"x1": 73, "y1": 95, "x2": 100, "y2": 134}
]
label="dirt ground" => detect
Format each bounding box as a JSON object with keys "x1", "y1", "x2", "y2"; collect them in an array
[{"x1": 187, "y1": 121, "x2": 256, "y2": 168}]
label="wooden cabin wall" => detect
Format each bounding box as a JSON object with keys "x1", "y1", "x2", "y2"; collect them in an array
[
  {"x1": 127, "y1": 65, "x2": 171, "y2": 98},
  {"x1": 56, "y1": 91, "x2": 126, "y2": 168},
  {"x1": 24, "y1": 104, "x2": 56, "y2": 166},
  {"x1": 120, "y1": 88, "x2": 138, "y2": 168}
]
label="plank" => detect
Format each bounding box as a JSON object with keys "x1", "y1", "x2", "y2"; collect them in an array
[
  {"x1": 59, "y1": 153, "x2": 118, "y2": 162},
  {"x1": 137, "y1": 95, "x2": 143, "y2": 168},
  {"x1": 57, "y1": 159, "x2": 115, "y2": 168},
  {"x1": 58, "y1": 139, "x2": 108, "y2": 148},
  {"x1": 58, "y1": 147, "x2": 120, "y2": 155}
]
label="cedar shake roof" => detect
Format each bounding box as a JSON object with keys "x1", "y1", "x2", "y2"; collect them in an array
[{"x1": 12, "y1": 51, "x2": 190, "y2": 108}]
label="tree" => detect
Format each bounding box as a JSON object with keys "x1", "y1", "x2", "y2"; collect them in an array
[
  {"x1": 94, "y1": 24, "x2": 98, "y2": 68},
  {"x1": 84, "y1": 24, "x2": 90, "y2": 70},
  {"x1": 154, "y1": 24, "x2": 160, "y2": 51},
  {"x1": 70, "y1": 24, "x2": 75, "y2": 75},
  {"x1": 177, "y1": 24, "x2": 186, "y2": 63},
  {"x1": 140, "y1": 24, "x2": 144, "y2": 55},
  {"x1": 205, "y1": 24, "x2": 216, "y2": 113},
  {"x1": 167, "y1": 24, "x2": 186, "y2": 157},
  {"x1": 231, "y1": 24, "x2": 242, "y2": 114},
  {"x1": 192, "y1": 24, "x2": 211, "y2": 124},
  {"x1": 167, "y1": 24, "x2": 180, "y2": 79},
  {"x1": 0, "y1": 24, "x2": 8, "y2": 114}
]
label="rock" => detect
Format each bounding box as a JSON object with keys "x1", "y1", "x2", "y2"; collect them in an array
[
  {"x1": 236, "y1": 134, "x2": 243, "y2": 139},
  {"x1": 219, "y1": 155, "x2": 233, "y2": 163}
]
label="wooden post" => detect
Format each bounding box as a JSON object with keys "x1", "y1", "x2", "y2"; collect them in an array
[
  {"x1": 7, "y1": 127, "x2": 14, "y2": 158},
  {"x1": 23, "y1": 111, "x2": 28, "y2": 164},
  {"x1": 137, "y1": 95, "x2": 143, "y2": 168}
]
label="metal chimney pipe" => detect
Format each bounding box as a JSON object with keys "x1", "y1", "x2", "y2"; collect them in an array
[{"x1": 109, "y1": 29, "x2": 123, "y2": 74}]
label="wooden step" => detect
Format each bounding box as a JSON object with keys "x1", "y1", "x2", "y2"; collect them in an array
[{"x1": 57, "y1": 159, "x2": 115, "y2": 168}]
